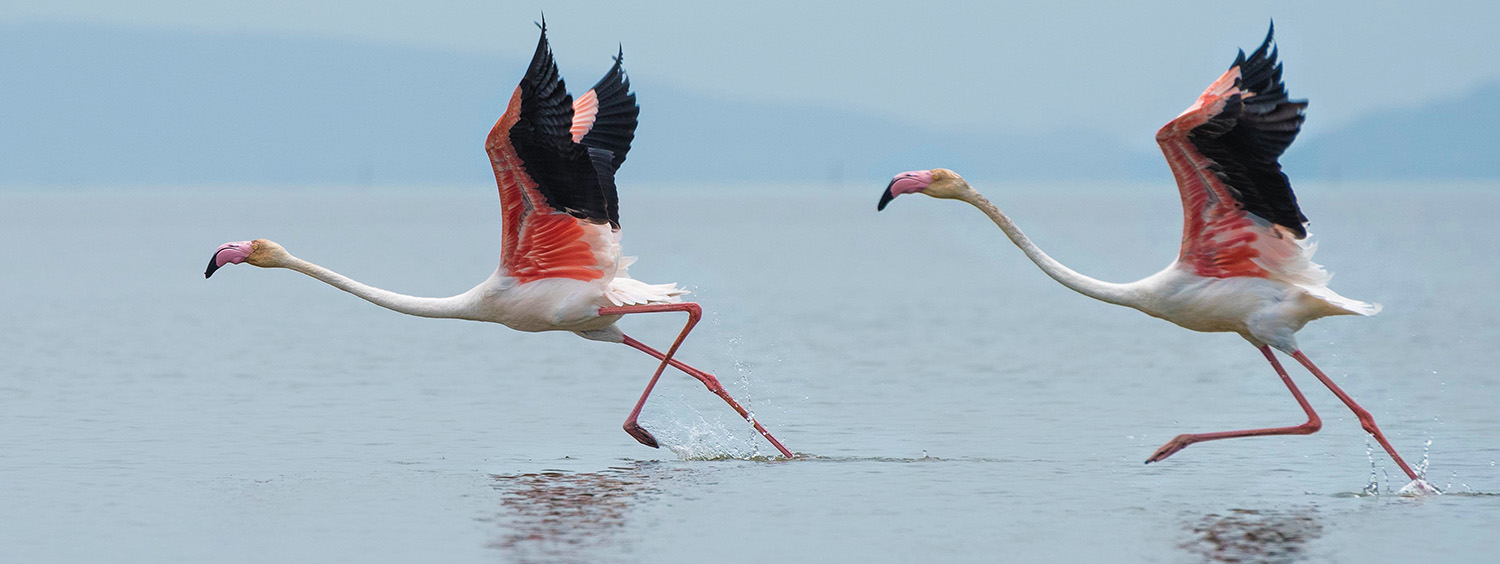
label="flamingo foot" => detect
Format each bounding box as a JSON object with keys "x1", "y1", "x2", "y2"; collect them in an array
[
  {"x1": 624, "y1": 421, "x2": 659, "y2": 449},
  {"x1": 1146, "y1": 434, "x2": 1193, "y2": 464}
]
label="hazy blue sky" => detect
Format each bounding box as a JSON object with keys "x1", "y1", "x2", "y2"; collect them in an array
[{"x1": 6, "y1": 1, "x2": 1498, "y2": 145}]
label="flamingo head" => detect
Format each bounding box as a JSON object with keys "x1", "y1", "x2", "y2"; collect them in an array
[
  {"x1": 204, "y1": 239, "x2": 288, "y2": 278},
  {"x1": 876, "y1": 168, "x2": 970, "y2": 210}
]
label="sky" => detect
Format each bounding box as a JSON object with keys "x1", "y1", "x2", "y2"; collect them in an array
[{"x1": 6, "y1": 0, "x2": 1499, "y2": 146}]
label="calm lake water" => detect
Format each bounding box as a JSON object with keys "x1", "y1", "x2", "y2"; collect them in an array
[{"x1": 3, "y1": 183, "x2": 1499, "y2": 563}]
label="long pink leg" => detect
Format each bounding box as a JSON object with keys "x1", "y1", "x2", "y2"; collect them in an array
[
  {"x1": 1290, "y1": 350, "x2": 1419, "y2": 481},
  {"x1": 1146, "y1": 346, "x2": 1322, "y2": 464},
  {"x1": 601, "y1": 304, "x2": 698, "y2": 450},
  {"x1": 599, "y1": 303, "x2": 795, "y2": 459}
]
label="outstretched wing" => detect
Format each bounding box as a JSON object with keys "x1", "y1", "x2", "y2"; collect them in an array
[
  {"x1": 1157, "y1": 23, "x2": 1316, "y2": 282},
  {"x1": 569, "y1": 47, "x2": 639, "y2": 227},
  {"x1": 485, "y1": 24, "x2": 620, "y2": 284}
]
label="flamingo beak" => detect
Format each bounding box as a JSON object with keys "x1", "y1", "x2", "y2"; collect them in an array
[
  {"x1": 877, "y1": 170, "x2": 934, "y2": 211},
  {"x1": 205, "y1": 241, "x2": 254, "y2": 278}
]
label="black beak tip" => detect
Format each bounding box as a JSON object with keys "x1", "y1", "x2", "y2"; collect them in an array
[
  {"x1": 877, "y1": 179, "x2": 898, "y2": 211},
  {"x1": 204, "y1": 257, "x2": 220, "y2": 279}
]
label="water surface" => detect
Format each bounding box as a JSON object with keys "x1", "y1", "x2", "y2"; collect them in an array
[{"x1": 2, "y1": 183, "x2": 1498, "y2": 562}]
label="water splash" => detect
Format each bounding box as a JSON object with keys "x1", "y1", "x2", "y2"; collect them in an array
[
  {"x1": 1414, "y1": 438, "x2": 1433, "y2": 479},
  {"x1": 1397, "y1": 479, "x2": 1442, "y2": 496},
  {"x1": 634, "y1": 328, "x2": 793, "y2": 461},
  {"x1": 1361, "y1": 436, "x2": 1441, "y2": 496},
  {"x1": 1362, "y1": 439, "x2": 1381, "y2": 496},
  {"x1": 656, "y1": 413, "x2": 759, "y2": 460},
  {"x1": 1395, "y1": 439, "x2": 1442, "y2": 496}
]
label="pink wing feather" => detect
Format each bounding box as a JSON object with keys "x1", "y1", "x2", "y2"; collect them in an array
[
  {"x1": 1157, "y1": 26, "x2": 1322, "y2": 285},
  {"x1": 571, "y1": 90, "x2": 599, "y2": 142}
]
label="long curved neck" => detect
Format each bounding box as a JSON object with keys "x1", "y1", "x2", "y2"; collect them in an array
[
  {"x1": 959, "y1": 190, "x2": 1138, "y2": 308},
  {"x1": 279, "y1": 255, "x2": 474, "y2": 319}
]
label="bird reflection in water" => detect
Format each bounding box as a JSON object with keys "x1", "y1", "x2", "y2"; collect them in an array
[
  {"x1": 1181, "y1": 508, "x2": 1324, "y2": 564},
  {"x1": 486, "y1": 462, "x2": 676, "y2": 563}
]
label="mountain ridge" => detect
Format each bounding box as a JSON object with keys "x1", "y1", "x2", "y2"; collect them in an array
[{"x1": 1, "y1": 22, "x2": 1492, "y2": 187}]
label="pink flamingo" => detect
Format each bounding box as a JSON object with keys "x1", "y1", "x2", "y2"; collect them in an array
[
  {"x1": 205, "y1": 23, "x2": 794, "y2": 459},
  {"x1": 877, "y1": 25, "x2": 1431, "y2": 488}
]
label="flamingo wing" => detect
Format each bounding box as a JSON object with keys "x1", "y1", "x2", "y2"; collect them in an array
[
  {"x1": 485, "y1": 24, "x2": 620, "y2": 284},
  {"x1": 569, "y1": 49, "x2": 639, "y2": 226},
  {"x1": 1156, "y1": 24, "x2": 1312, "y2": 281}
]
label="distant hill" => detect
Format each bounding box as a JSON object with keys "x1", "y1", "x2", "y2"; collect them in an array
[
  {"x1": 1, "y1": 23, "x2": 1494, "y2": 187},
  {"x1": 1282, "y1": 82, "x2": 1500, "y2": 180},
  {"x1": 0, "y1": 22, "x2": 1153, "y2": 188},
  {"x1": 0, "y1": 23, "x2": 506, "y2": 187}
]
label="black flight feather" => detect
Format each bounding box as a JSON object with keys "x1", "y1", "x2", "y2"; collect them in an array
[
  {"x1": 508, "y1": 26, "x2": 617, "y2": 227},
  {"x1": 1186, "y1": 22, "x2": 1310, "y2": 238},
  {"x1": 578, "y1": 46, "x2": 639, "y2": 225}
]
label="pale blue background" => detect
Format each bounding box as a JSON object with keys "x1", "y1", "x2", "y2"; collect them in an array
[{"x1": 2, "y1": 1, "x2": 1497, "y2": 186}]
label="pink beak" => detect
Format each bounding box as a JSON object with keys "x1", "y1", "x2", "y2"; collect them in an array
[
  {"x1": 205, "y1": 241, "x2": 253, "y2": 278},
  {"x1": 877, "y1": 170, "x2": 934, "y2": 211}
]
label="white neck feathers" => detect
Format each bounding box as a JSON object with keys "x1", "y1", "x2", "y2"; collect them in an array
[
  {"x1": 959, "y1": 190, "x2": 1139, "y2": 308},
  {"x1": 281, "y1": 256, "x2": 474, "y2": 319}
]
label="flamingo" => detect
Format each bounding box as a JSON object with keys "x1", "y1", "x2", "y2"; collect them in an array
[
  {"x1": 204, "y1": 22, "x2": 794, "y2": 459},
  {"x1": 876, "y1": 24, "x2": 1432, "y2": 489}
]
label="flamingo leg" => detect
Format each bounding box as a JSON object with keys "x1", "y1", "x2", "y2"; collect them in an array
[
  {"x1": 1146, "y1": 346, "x2": 1322, "y2": 464},
  {"x1": 602, "y1": 304, "x2": 698, "y2": 451},
  {"x1": 1290, "y1": 350, "x2": 1419, "y2": 481},
  {"x1": 600, "y1": 303, "x2": 795, "y2": 459}
]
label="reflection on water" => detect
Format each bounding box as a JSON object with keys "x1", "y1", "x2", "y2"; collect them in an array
[
  {"x1": 1181, "y1": 508, "x2": 1324, "y2": 564},
  {"x1": 485, "y1": 462, "x2": 677, "y2": 564}
]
